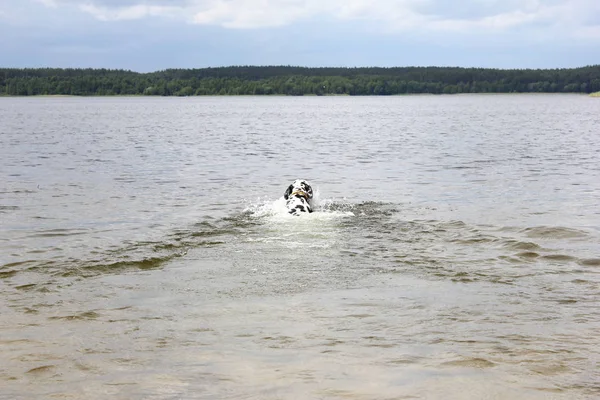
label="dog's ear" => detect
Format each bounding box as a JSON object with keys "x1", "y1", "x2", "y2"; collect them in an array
[
  {"x1": 302, "y1": 181, "x2": 313, "y2": 198},
  {"x1": 284, "y1": 184, "x2": 293, "y2": 200}
]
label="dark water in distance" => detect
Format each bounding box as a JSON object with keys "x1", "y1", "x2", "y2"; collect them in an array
[{"x1": 1, "y1": 95, "x2": 599, "y2": 399}]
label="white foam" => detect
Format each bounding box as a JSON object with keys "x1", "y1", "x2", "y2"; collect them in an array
[
  {"x1": 243, "y1": 188, "x2": 354, "y2": 221},
  {"x1": 241, "y1": 189, "x2": 354, "y2": 250}
]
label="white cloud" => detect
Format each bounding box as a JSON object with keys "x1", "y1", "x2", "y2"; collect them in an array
[
  {"x1": 192, "y1": 0, "x2": 320, "y2": 28},
  {"x1": 34, "y1": 0, "x2": 59, "y2": 6},
  {"x1": 574, "y1": 24, "x2": 600, "y2": 39},
  {"x1": 79, "y1": 3, "x2": 181, "y2": 21},
  {"x1": 426, "y1": 9, "x2": 544, "y2": 32},
  {"x1": 29, "y1": 0, "x2": 600, "y2": 38}
]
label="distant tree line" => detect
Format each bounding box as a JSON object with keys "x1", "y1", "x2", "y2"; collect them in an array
[{"x1": 1, "y1": 65, "x2": 599, "y2": 96}]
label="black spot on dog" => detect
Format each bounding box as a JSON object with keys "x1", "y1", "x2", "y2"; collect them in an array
[{"x1": 284, "y1": 185, "x2": 293, "y2": 200}]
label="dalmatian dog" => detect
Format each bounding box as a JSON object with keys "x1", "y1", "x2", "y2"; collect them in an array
[{"x1": 283, "y1": 179, "x2": 314, "y2": 215}]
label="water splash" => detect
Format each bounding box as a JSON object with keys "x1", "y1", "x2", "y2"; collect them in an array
[{"x1": 242, "y1": 188, "x2": 355, "y2": 220}]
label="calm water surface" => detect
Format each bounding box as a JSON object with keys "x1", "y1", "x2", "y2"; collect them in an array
[{"x1": 1, "y1": 95, "x2": 599, "y2": 399}]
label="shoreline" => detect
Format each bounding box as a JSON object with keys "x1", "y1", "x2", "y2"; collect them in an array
[{"x1": 0, "y1": 92, "x2": 594, "y2": 98}]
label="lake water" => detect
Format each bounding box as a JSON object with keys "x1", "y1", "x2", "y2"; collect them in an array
[{"x1": 1, "y1": 95, "x2": 599, "y2": 399}]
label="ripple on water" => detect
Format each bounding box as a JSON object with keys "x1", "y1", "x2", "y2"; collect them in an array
[
  {"x1": 25, "y1": 365, "x2": 56, "y2": 375},
  {"x1": 26, "y1": 229, "x2": 89, "y2": 238},
  {"x1": 501, "y1": 239, "x2": 543, "y2": 251},
  {"x1": 578, "y1": 258, "x2": 600, "y2": 267},
  {"x1": 440, "y1": 357, "x2": 496, "y2": 369},
  {"x1": 515, "y1": 251, "x2": 540, "y2": 259},
  {"x1": 47, "y1": 311, "x2": 101, "y2": 321},
  {"x1": 0, "y1": 270, "x2": 19, "y2": 279},
  {"x1": 521, "y1": 226, "x2": 591, "y2": 239},
  {"x1": 0, "y1": 205, "x2": 20, "y2": 212},
  {"x1": 539, "y1": 254, "x2": 578, "y2": 262}
]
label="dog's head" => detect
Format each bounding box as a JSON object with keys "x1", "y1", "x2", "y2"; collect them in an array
[{"x1": 284, "y1": 179, "x2": 313, "y2": 201}]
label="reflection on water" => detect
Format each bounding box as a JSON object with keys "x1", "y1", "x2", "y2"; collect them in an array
[{"x1": 1, "y1": 95, "x2": 599, "y2": 399}]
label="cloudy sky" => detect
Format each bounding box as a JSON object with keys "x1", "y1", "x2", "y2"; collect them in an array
[{"x1": 1, "y1": 0, "x2": 598, "y2": 71}]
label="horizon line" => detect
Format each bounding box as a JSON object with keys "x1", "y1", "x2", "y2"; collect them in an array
[{"x1": 2, "y1": 64, "x2": 600, "y2": 74}]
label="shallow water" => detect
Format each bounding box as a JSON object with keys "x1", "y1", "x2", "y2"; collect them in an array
[{"x1": 1, "y1": 95, "x2": 599, "y2": 399}]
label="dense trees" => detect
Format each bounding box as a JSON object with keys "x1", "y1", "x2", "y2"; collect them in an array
[{"x1": 1, "y1": 65, "x2": 599, "y2": 96}]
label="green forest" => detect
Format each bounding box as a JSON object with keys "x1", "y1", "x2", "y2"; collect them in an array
[{"x1": 1, "y1": 65, "x2": 600, "y2": 96}]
